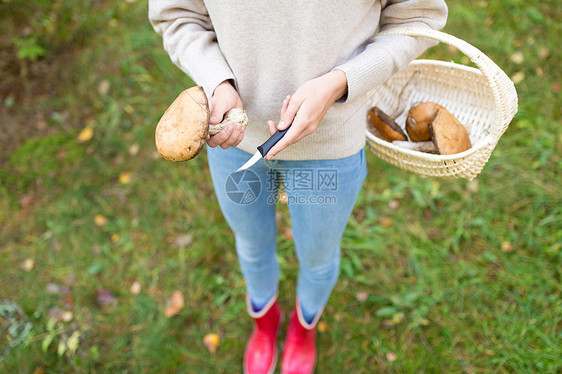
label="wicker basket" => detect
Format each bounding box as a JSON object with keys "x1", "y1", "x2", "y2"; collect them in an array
[{"x1": 365, "y1": 27, "x2": 518, "y2": 180}]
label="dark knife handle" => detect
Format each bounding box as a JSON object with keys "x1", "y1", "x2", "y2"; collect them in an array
[{"x1": 257, "y1": 125, "x2": 291, "y2": 157}]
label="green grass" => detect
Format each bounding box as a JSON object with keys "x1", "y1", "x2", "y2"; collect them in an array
[{"x1": 1, "y1": 0, "x2": 560, "y2": 373}]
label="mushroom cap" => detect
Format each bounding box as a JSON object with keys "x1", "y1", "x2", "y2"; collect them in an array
[
  {"x1": 367, "y1": 107, "x2": 407, "y2": 142},
  {"x1": 155, "y1": 86, "x2": 210, "y2": 162},
  {"x1": 430, "y1": 108, "x2": 471, "y2": 155},
  {"x1": 406, "y1": 102, "x2": 444, "y2": 142}
]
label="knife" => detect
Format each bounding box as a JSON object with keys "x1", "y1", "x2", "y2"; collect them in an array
[{"x1": 234, "y1": 124, "x2": 291, "y2": 173}]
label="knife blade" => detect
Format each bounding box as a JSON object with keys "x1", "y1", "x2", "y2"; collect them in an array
[{"x1": 234, "y1": 125, "x2": 291, "y2": 173}]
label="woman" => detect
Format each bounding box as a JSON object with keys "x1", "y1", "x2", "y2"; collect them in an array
[{"x1": 149, "y1": 1, "x2": 447, "y2": 373}]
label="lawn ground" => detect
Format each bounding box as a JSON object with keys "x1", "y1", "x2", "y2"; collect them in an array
[{"x1": 0, "y1": 0, "x2": 560, "y2": 373}]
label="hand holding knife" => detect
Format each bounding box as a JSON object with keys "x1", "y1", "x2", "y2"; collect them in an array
[{"x1": 234, "y1": 124, "x2": 292, "y2": 173}]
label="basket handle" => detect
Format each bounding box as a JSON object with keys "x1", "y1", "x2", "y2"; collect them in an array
[{"x1": 378, "y1": 27, "x2": 518, "y2": 142}]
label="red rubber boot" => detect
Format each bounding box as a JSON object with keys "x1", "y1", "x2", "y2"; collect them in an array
[
  {"x1": 281, "y1": 301, "x2": 320, "y2": 374},
  {"x1": 244, "y1": 294, "x2": 283, "y2": 374}
]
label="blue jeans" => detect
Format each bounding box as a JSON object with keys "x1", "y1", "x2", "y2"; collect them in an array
[{"x1": 207, "y1": 145, "x2": 367, "y2": 322}]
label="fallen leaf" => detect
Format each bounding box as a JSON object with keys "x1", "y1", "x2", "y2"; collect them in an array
[
  {"x1": 279, "y1": 191, "x2": 288, "y2": 204},
  {"x1": 97, "y1": 289, "x2": 117, "y2": 308},
  {"x1": 48, "y1": 307, "x2": 64, "y2": 321},
  {"x1": 355, "y1": 291, "x2": 368, "y2": 302},
  {"x1": 77, "y1": 127, "x2": 94, "y2": 143},
  {"x1": 129, "y1": 143, "x2": 140, "y2": 156},
  {"x1": 538, "y1": 47, "x2": 550, "y2": 60},
  {"x1": 172, "y1": 234, "x2": 193, "y2": 248},
  {"x1": 510, "y1": 51, "x2": 524, "y2": 64},
  {"x1": 283, "y1": 228, "x2": 293, "y2": 240},
  {"x1": 19, "y1": 194, "x2": 35, "y2": 209},
  {"x1": 21, "y1": 258, "x2": 34, "y2": 271},
  {"x1": 388, "y1": 199, "x2": 400, "y2": 210},
  {"x1": 165, "y1": 291, "x2": 184, "y2": 317},
  {"x1": 94, "y1": 214, "x2": 108, "y2": 227},
  {"x1": 46, "y1": 283, "x2": 61, "y2": 294},
  {"x1": 111, "y1": 233, "x2": 120, "y2": 242},
  {"x1": 552, "y1": 82, "x2": 560, "y2": 93},
  {"x1": 98, "y1": 80, "x2": 110, "y2": 96},
  {"x1": 386, "y1": 352, "x2": 397, "y2": 362},
  {"x1": 379, "y1": 217, "x2": 392, "y2": 227},
  {"x1": 203, "y1": 333, "x2": 220, "y2": 354},
  {"x1": 119, "y1": 171, "x2": 133, "y2": 184},
  {"x1": 61, "y1": 311, "x2": 73, "y2": 322},
  {"x1": 501, "y1": 241, "x2": 514, "y2": 253},
  {"x1": 317, "y1": 321, "x2": 327, "y2": 333},
  {"x1": 535, "y1": 67, "x2": 543, "y2": 76},
  {"x1": 65, "y1": 274, "x2": 76, "y2": 286},
  {"x1": 511, "y1": 71, "x2": 525, "y2": 85},
  {"x1": 35, "y1": 120, "x2": 47, "y2": 130},
  {"x1": 382, "y1": 320, "x2": 395, "y2": 329},
  {"x1": 467, "y1": 180, "x2": 479, "y2": 193},
  {"x1": 130, "y1": 281, "x2": 141, "y2": 295},
  {"x1": 61, "y1": 295, "x2": 75, "y2": 309}
]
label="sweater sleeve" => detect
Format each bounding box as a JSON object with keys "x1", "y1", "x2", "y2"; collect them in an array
[
  {"x1": 148, "y1": 0, "x2": 236, "y2": 98},
  {"x1": 334, "y1": 0, "x2": 448, "y2": 103}
]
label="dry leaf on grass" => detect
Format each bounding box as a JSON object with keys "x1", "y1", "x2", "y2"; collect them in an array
[
  {"x1": 379, "y1": 217, "x2": 392, "y2": 227},
  {"x1": 203, "y1": 333, "x2": 220, "y2": 354},
  {"x1": 165, "y1": 291, "x2": 184, "y2": 317},
  {"x1": 97, "y1": 289, "x2": 117, "y2": 308},
  {"x1": 119, "y1": 171, "x2": 133, "y2": 184},
  {"x1": 21, "y1": 258, "x2": 34, "y2": 271},
  {"x1": 501, "y1": 241, "x2": 514, "y2": 253},
  {"x1": 77, "y1": 127, "x2": 94, "y2": 143},
  {"x1": 386, "y1": 352, "x2": 397, "y2": 362},
  {"x1": 94, "y1": 214, "x2": 108, "y2": 227},
  {"x1": 355, "y1": 291, "x2": 368, "y2": 302},
  {"x1": 130, "y1": 281, "x2": 141, "y2": 295}
]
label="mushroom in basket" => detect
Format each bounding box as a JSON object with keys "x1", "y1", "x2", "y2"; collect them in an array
[{"x1": 367, "y1": 102, "x2": 471, "y2": 155}]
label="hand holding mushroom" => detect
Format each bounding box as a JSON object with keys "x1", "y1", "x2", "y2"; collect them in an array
[
  {"x1": 207, "y1": 80, "x2": 246, "y2": 149},
  {"x1": 155, "y1": 83, "x2": 248, "y2": 162}
]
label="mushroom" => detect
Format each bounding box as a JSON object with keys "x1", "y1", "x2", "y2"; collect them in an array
[
  {"x1": 155, "y1": 86, "x2": 248, "y2": 162},
  {"x1": 430, "y1": 108, "x2": 471, "y2": 155},
  {"x1": 367, "y1": 107, "x2": 407, "y2": 142},
  {"x1": 405, "y1": 102, "x2": 445, "y2": 142}
]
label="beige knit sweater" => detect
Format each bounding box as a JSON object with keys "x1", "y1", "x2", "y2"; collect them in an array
[{"x1": 149, "y1": 0, "x2": 448, "y2": 160}]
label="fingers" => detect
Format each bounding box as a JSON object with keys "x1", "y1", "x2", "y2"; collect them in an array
[
  {"x1": 265, "y1": 126, "x2": 301, "y2": 160},
  {"x1": 209, "y1": 97, "x2": 228, "y2": 125},
  {"x1": 267, "y1": 120, "x2": 277, "y2": 136},
  {"x1": 207, "y1": 124, "x2": 245, "y2": 148},
  {"x1": 280, "y1": 95, "x2": 291, "y2": 118},
  {"x1": 266, "y1": 111, "x2": 312, "y2": 160},
  {"x1": 277, "y1": 94, "x2": 301, "y2": 131}
]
